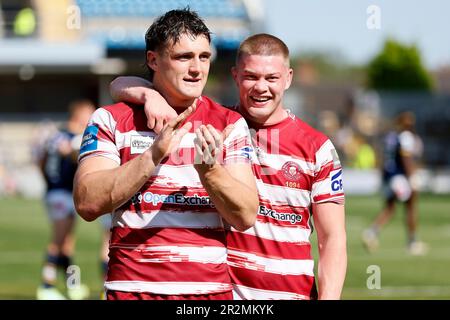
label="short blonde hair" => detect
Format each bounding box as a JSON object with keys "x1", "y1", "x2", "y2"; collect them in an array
[{"x1": 236, "y1": 33, "x2": 290, "y2": 66}]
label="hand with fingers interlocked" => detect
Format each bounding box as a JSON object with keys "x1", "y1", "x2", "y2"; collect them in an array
[
  {"x1": 194, "y1": 124, "x2": 234, "y2": 173},
  {"x1": 151, "y1": 104, "x2": 196, "y2": 164}
]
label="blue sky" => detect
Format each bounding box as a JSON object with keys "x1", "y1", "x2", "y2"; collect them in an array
[{"x1": 260, "y1": 0, "x2": 450, "y2": 69}]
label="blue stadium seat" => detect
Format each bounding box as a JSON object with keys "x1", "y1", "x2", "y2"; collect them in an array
[
  {"x1": 76, "y1": 0, "x2": 247, "y2": 18},
  {"x1": 75, "y1": 0, "x2": 249, "y2": 49}
]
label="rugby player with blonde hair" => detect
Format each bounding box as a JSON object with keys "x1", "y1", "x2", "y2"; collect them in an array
[{"x1": 110, "y1": 33, "x2": 347, "y2": 300}]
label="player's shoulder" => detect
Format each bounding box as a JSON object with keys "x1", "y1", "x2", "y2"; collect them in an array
[
  {"x1": 399, "y1": 130, "x2": 415, "y2": 142},
  {"x1": 290, "y1": 114, "x2": 330, "y2": 149},
  {"x1": 200, "y1": 96, "x2": 243, "y2": 123},
  {"x1": 398, "y1": 130, "x2": 416, "y2": 152},
  {"x1": 289, "y1": 116, "x2": 341, "y2": 168},
  {"x1": 90, "y1": 102, "x2": 145, "y2": 131},
  {"x1": 100, "y1": 102, "x2": 141, "y2": 119}
]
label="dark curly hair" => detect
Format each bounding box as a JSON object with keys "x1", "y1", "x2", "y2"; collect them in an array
[{"x1": 145, "y1": 8, "x2": 211, "y2": 80}]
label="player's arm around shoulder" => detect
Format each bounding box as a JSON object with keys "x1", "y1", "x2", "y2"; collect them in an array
[
  {"x1": 312, "y1": 201, "x2": 347, "y2": 300},
  {"x1": 110, "y1": 76, "x2": 177, "y2": 133},
  {"x1": 110, "y1": 76, "x2": 153, "y2": 103}
]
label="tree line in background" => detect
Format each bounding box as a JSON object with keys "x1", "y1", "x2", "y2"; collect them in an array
[
  {"x1": 367, "y1": 39, "x2": 432, "y2": 91},
  {"x1": 293, "y1": 38, "x2": 433, "y2": 92}
]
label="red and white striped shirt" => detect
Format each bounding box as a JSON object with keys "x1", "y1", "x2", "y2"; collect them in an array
[
  {"x1": 78, "y1": 96, "x2": 252, "y2": 295},
  {"x1": 226, "y1": 111, "x2": 345, "y2": 300}
]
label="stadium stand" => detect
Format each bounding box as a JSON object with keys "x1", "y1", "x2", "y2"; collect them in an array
[
  {"x1": 0, "y1": 0, "x2": 264, "y2": 197},
  {"x1": 74, "y1": 0, "x2": 253, "y2": 49},
  {"x1": 1, "y1": 0, "x2": 449, "y2": 198}
]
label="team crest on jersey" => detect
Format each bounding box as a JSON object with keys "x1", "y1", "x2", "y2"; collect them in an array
[{"x1": 281, "y1": 161, "x2": 301, "y2": 181}]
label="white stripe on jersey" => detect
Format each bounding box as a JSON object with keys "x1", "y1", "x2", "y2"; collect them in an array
[
  {"x1": 256, "y1": 179, "x2": 311, "y2": 207},
  {"x1": 253, "y1": 151, "x2": 315, "y2": 176},
  {"x1": 114, "y1": 129, "x2": 250, "y2": 161},
  {"x1": 227, "y1": 249, "x2": 314, "y2": 276},
  {"x1": 108, "y1": 245, "x2": 227, "y2": 264},
  {"x1": 113, "y1": 119, "x2": 250, "y2": 149},
  {"x1": 314, "y1": 194, "x2": 345, "y2": 204},
  {"x1": 115, "y1": 130, "x2": 196, "y2": 150},
  {"x1": 152, "y1": 164, "x2": 202, "y2": 187},
  {"x1": 114, "y1": 130, "x2": 157, "y2": 150},
  {"x1": 112, "y1": 210, "x2": 223, "y2": 229},
  {"x1": 314, "y1": 139, "x2": 336, "y2": 171},
  {"x1": 105, "y1": 281, "x2": 231, "y2": 295},
  {"x1": 89, "y1": 108, "x2": 117, "y2": 132},
  {"x1": 113, "y1": 131, "x2": 215, "y2": 150},
  {"x1": 223, "y1": 118, "x2": 250, "y2": 144},
  {"x1": 232, "y1": 284, "x2": 311, "y2": 300},
  {"x1": 80, "y1": 140, "x2": 122, "y2": 165},
  {"x1": 231, "y1": 220, "x2": 311, "y2": 243},
  {"x1": 311, "y1": 179, "x2": 332, "y2": 198}
]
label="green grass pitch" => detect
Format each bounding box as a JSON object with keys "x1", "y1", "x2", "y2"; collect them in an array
[{"x1": 0, "y1": 194, "x2": 449, "y2": 299}]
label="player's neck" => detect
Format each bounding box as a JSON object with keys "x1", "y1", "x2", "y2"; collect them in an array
[
  {"x1": 241, "y1": 106, "x2": 289, "y2": 127},
  {"x1": 152, "y1": 80, "x2": 197, "y2": 110},
  {"x1": 172, "y1": 98, "x2": 199, "y2": 115},
  {"x1": 165, "y1": 95, "x2": 195, "y2": 110}
]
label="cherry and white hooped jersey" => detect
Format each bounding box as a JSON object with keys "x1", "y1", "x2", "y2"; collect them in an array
[
  {"x1": 78, "y1": 96, "x2": 253, "y2": 295},
  {"x1": 226, "y1": 111, "x2": 345, "y2": 300}
]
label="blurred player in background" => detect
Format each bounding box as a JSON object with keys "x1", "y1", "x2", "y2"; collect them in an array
[
  {"x1": 73, "y1": 9, "x2": 257, "y2": 300},
  {"x1": 31, "y1": 119, "x2": 58, "y2": 165},
  {"x1": 362, "y1": 111, "x2": 427, "y2": 255},
  {"x1": 36, "y1": 99, "x2": 95, "y2": 300},
  {"x1": 110, "y1": 33, "x2": 347, "y2": 300}
]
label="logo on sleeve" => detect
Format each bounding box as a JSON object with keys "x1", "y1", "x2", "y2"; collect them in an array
[
  {"x1": 330, "y1": 169, "x2": 343, "y2": 194},
  {"x1": 255, "y1": 146, "x2": 265, "y2": 161},
  {"x1": 80, "y1": 125, "x2": 99, "y2": 155},
  {"x1": 240, "y1": 146, "x2": 253, "y2": 160},
  {"x1": 130, "y1": 135, "x2": 155, "y2": 154}
]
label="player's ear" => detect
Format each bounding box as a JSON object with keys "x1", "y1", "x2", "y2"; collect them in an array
[
  {"x1": 146, "y1": 50, "x2": 158, "y2": 73},
  {"x1": 285, "y1": 68, "x2": 293, "y2": 90},
  {"x1": 231, "y1": 66, "x2": 238, "y2": 85}
]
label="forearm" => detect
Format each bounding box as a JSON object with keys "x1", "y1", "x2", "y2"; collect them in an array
[
  {"x1": 317, "y1": 233, "x2": 347, "y2": 300},
  {"x1": 402, "y1": 156, "x2": 415, "y2": 178},
  {"x1": 74, "y1": 104, "x2": 196, "y2": 221},
  {"x1": 110, "y1": 76, "x2": 152, "y2": 103},
  {"x1": 198, "y1": 165, "x2": 258, "y2": 231},
  {"x1": 74, "y1": 150, "x2": 159, "y2": 221}
]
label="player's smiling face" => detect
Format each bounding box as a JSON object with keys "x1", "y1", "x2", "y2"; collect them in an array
[
  {"x1": 147, "y1": 33, "x2": 211, "y2": 107},
  {"x1": 233, "y1": 54, "x2": 293, "y2": 125}
]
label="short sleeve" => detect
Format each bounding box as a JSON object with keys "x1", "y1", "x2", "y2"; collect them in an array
[
  {"x1": 78, "y1": 108, "x2": 121, "y2": 165},
  {"x1": 311, "y1": 139, "x2": 345, "y2": 205},
  {"x1": 398, "y1": 131, "x2": 415, "y2": 156},
  {"x1": 222, "y1": 117, "x2": 254, "y2": 164}
]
